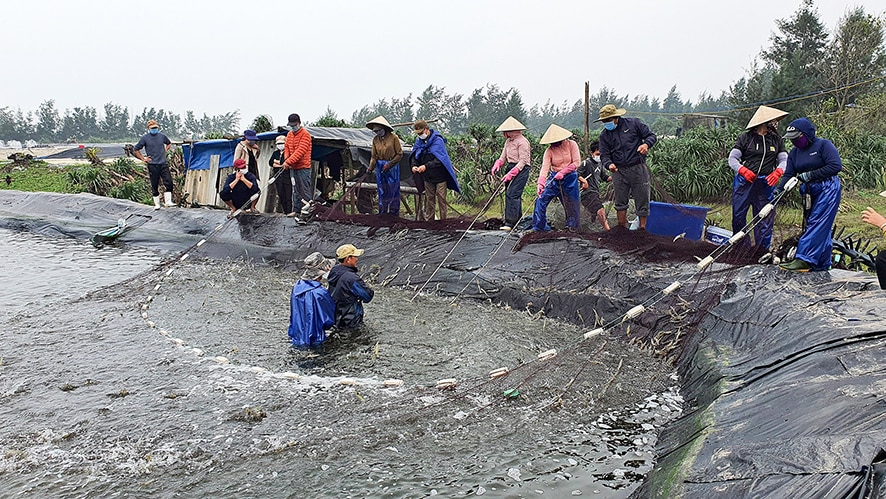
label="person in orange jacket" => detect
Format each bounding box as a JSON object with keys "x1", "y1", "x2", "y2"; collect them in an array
[{"x1": 283, "y1": 113, "x2": 313, "y2": 216}]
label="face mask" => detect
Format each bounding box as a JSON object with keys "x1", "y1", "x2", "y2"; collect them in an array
[
  {"x1": 418, "y1": 132, "x2": 429, "y2": 140},
  {"x1": 149, "y1": 128, "x2": 159, "y2": 135},
  {"x1": 791, "y1": 136, "x2": 809, "y2": 149},
  {"x1": 374, "y1": 128, "x2": 385, "y2": 138},
  {"x1": 276, "y1": 144, "x2": 285, "y2": 151},
  {"x1": 592, "y1": 155, "x2": 601, "y2": 163},
  {"x1": 291, "y1": 125, "x2": 301, "y2": 133},
  {"x1": 603, "y1": 122, "x2": 617, "y2": 131},
  {"x1": 237, "y1": 168, "x2": 247, "y2": 175}
]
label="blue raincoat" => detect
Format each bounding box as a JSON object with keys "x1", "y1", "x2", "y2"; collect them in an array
[
  {"x1": 288, "y1": 280, "x2": 335, "y2": 348},
  {"x1": 410, "y1": 130, "x2": 460, "y2": 193}
]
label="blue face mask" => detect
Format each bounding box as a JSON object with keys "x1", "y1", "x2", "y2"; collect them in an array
[
  {"x1": 603, "y1": 122, "x2": 617, "y2": 131},
  {"x1": 149, "y1": 128, "x2": 159, "y2": 135}
]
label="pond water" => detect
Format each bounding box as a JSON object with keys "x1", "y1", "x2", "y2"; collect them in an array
[{"x1": 0, "y1": 228, "x2": 681, "y2": 498}]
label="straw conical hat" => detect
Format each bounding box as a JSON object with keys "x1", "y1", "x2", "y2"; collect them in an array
[
  {"x1": 539, "y1": 124, "x2": 573, "y2": 145},
  {"x1": 365, "y1": 115, "x2": 393, "y2": 132},
  {"x1": 495, "y1": 116, "x2": 527, "y2": 132},
  {"x1": 746, "y1": 106, "x2": 788, "y2": 129}
]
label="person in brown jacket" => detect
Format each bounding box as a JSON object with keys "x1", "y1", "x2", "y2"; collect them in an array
[
  {"x1": 283, "y1": 113, "x2": 313, "y2": 216},
  {"x1": 367, "y1": 115, "x2": 403, "y2": 216}
]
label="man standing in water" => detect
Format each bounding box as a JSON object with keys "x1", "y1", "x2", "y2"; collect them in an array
[
  {"x1": 132, "y1": 119, "x2": 175, "y2": 210},
  {"x1": 327, "y1": 244, "x2": 374, "y2": 329}
]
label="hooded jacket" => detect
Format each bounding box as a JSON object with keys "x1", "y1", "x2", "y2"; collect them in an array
[
  {"x1": 327, "y1": 264, "x2": 374, "y2": 329},
  {"x1": 783, "y1": 118, "x2": 842, "y2": 183},
  {"x1": 288, "y1": 280, "x2": 335, "y2": 348}
]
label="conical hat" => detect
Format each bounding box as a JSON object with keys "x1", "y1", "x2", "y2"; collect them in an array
[
  {"x1": 365, "y1": 115, "x2": 393, "y2": 132},
  {"x1": 746, "y1": 106, "x2": 788, "y2": 129},
  {"x1": 495, "y1": 116, "x2": 527, "y2": 132},
  {"x1": 539, "y1": 124, "x2": 573, "y2": 145}
]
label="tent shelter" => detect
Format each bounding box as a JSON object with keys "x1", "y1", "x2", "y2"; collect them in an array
[{"x1": 182, "y1": 127, "x2": 414, "y2": 214}]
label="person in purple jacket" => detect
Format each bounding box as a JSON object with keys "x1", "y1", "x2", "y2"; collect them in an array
[{"x1": 775, "y1": 117, "x2": 843, "y2": 272}]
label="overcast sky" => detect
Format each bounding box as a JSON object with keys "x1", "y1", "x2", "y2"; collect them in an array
[{"x1": 1, "y1": 0, "x2": 880, "y2": 129}]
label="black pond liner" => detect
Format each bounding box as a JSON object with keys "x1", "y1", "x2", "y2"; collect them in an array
[{"x1": 2, "y1": 190, "x2": 886, "y2": 497}]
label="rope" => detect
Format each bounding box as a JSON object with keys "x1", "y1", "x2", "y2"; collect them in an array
[{"x1": 410, "y1": 179, "x2": 507, "y2": 301}]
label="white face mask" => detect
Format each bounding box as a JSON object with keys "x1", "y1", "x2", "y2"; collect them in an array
[
  {"x1": 418, "y1": 132, "x2": 429, "y2": 140},
  {"x1": 592, "y1": 154, "x2": 601, "y2": 163},
  {"x1": 276, "y1": 144, "x2": 285, "y2": 150}
]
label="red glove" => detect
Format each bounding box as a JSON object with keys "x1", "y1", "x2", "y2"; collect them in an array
[
  {"x1": 765, "y1": 169, "x2": 783, "y2": 187},
  {"x1": 502, "y1": 166, "x2": 521, "y2": 183},
  {"x1": 738, "y1": 166, "x2": 756, "y2": 183},
  {"x1": 492, "y1": 159, "x2": 504, "y2": 176}
]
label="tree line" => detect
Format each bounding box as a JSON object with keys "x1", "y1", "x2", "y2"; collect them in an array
[{"x1": 1, "y1": 1, "x2": 883, "y2": 145}]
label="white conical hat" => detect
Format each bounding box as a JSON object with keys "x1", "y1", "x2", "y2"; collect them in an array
[
  {"x1": 495, "y1": 116, "x2": 527, "y2": 132},
  {"x1": 365, "y1": 115, "x2": 393, "y2": 132},
  {"x1": 539, "y1": 124, "x2": 573, "y2": 145},
  {"x1": 746, "y1": 106, "x2": 788, "y2": 129}
]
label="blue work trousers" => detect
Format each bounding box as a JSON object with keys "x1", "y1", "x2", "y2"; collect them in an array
[
  {"x1": 532, "y1": 172, "x2": 580, "y2": 231},
  {"x1": 504, "y1": 165, "x2": 529, "y2": 227},
  {"x1": 376, "y1": 161, "x2": 400, "y2": 216},
  {"x1": 731, "y1": 174, "x2": 776, "y2": 250},
  {"x1": 796, "y1": 176, "x2": 841, "y2": 271}
]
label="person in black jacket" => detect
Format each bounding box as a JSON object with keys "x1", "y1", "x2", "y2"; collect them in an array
[
  {"x1": 219, "y1": 158, "x2": 260, "y2": 213},
  {"x1": 597, "y1": 105, "x2": 657, "y2": 229},
  {"x1": 577, "y1": 141, "x2": 611, "y2": 230},
  {"x1": 268, "y1": 135, "x2": 292, "y2": 214},
  {"x1": 327, "y1": 244, "x2": 374, "y2": 329},
  {"x1": 728, "y1": 106, "x2": 788, "y2": 251}
]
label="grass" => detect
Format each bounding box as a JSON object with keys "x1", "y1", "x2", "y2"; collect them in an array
[{"x1": 1, "y1": 160, "x2": 80, "y2": 193}]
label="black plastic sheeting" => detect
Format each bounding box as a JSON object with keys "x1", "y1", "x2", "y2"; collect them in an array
[{"x1": 2, "y1": 190, "x2": 886, "y2": 498}]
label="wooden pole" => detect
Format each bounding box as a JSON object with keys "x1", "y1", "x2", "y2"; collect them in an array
[{"x1": 584, "y1": 82, "x2": 590, "y2": 157}]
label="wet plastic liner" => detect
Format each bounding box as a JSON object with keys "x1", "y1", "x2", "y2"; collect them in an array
[{"x1": 2, "y1": 190, "x2": 886, "y2": 497}]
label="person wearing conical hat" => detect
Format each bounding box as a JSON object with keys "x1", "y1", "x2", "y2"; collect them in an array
[
  {"x1": 597, "y1": 104, "x2": 657, "y2": 229},
  {"x1": 366, "y1": 116, "x2": 404, "y2": 216},
  {"x1": 492, "y1": 116, "x2": 532, "y2": 231},
  {"x1": 531, "y1": 124, "x2": 582, "y2": 232},
  {"x1": 728, "y1": 105, "x2": 788, "y2": 251}
]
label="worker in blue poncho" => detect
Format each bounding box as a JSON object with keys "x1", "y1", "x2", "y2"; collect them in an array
[
  {"x1": 288, "y1": 252, "x2": 336, "y2": 348},
  {"x1": 367, "y1": 115, "x2": 403, "y2": 216},
  {"x1": 775, "y1": 117, "x2": 843, "y2": 272},
  {"x1": 410, "y1": 120, "x2": 460, "y2": 221}
]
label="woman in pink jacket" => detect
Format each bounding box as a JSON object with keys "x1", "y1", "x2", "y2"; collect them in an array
[
  {"x1": 531, "y1": 124, "x2": 582, "y2": 232},
  {"x1": 491, "y1": 116, "x2": 531, "y2": 231}
]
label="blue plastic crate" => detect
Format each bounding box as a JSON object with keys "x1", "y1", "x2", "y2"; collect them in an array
[
  {"x1": 646, "y1": 201, "x2": 709, "y2": 240},
  {"x1": 704, "y1": 225, "x2": 733, "y2": 245}
]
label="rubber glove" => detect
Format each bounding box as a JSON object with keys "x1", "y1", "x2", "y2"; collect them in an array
[
  {"x1": 765, "y1": 168, "x2": 783, "y2": 187},
  {"x1": 553, "y1": 163, "x2": 577, "y2": 181},
  {"x1": 502, "y1": 166, "x2": 521, "y2": 183},
  {"x1": 797, "y1": 171, "x2": 813, "y2": 183},
  {"x1": 492, "y1": 159, "x2": 504, "y2": 176},
  {"x1": 738, "y1": 166, "x2": 756, "y2": 182},
  {"x1": 382, "y1": 162, "x2": 392, "y2": 173}
]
